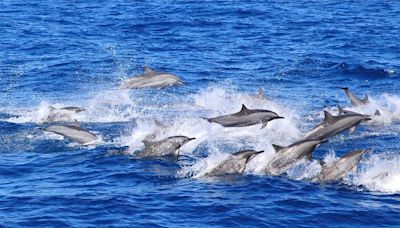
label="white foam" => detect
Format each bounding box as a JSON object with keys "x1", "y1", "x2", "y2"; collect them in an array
[{"x1": 350, "y1": 152, "x2": 400, "y2": 194}]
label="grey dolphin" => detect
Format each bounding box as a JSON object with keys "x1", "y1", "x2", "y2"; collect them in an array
[
  {"x1": 43, "y1": 124, "x2": 98, "y2": 145},
  {"x1": 204, "y1": 150, "x2": 264, "y2": 177},
  {"x1": 341, "y1": 87, "x2": 369, "y2": 106},
  {"x1": 204, "y1": 104, "x2": 284, "y2": 129},
  {"x1": 337, "y1": 105, "x2": 380, "y2": 116},
  {"x1": 315, "y1": 149, "x2": 369, "y2": 183},
  {"x1": 263, "y1": 139, "x2": 328, "y2": 176},
  {"x1": 137, "y1": 136, "x2": 195, "y2": 157},
  {"x1": 303, "y1": 111, "x2": 371, "y2": 140},
  {"x1": 44, "y1": 106, "x2": 85, "y2": 123},
  {"x1": 119, "y1": 67, "x2": 183, "y2": 89}
]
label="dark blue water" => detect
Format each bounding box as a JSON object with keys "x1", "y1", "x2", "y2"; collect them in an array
[{"x1": 1, "y1": 0, "x2": 400, "y2": 227}]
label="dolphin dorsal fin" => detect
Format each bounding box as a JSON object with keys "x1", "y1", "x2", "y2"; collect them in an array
[
  {"x1": 323, "y1": 111, "x2": 335, "y2": 124},
  {"x1": 239, "y1": 104, "x2": 251, "y2": 114},
  {"x1": 144, "y1": 67, "x2": 155, "y2": 76},
  {"x1": 374, "y1": 109, "x2": 381, "y2": 116},
  {"x1": 338, "y1": 105, "x2": 344, "y2": 115},
  {"x1": 272, "y1": 144, "x2": 284, "y2": 152},
  {"x1": 363, "y1": 94, "x2": 369, "y2": 103}
]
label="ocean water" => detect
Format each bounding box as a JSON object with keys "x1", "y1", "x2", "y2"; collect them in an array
[{"x1": 1, "y1": 0, "x2": 400, "y2": 227}]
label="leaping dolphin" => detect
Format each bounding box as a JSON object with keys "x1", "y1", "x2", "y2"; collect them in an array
[
  {"x1": 43, "y1": 106, "x2": 85, "y2": 123},
  {"x1": 341, "y1": 87, "x2": 369, "y2": 106},
  {"x1": 43, "y1": 124, "x2": 99, "y2": 145},
  {"x1": 119, "y1": 67, "x2": 183, "y2": 89},
  {"x1": 204, "y1": 150, "x2": 264, "y2": 177},
  {"x1": 303, "y1": 111, "x2": 371, "y2": 140},
  {"x1": 137, "y1": 136, "x2": 195, "y2": 157},
  {"x1": 263, "y1": 139, "x2": 328, "y2": 176},
  {"x1": 314, "y1": 149, "x2": 369, "y2": 183},
  {"x1": 203, "y1": 104, "x2": 284, "y2": 129}
]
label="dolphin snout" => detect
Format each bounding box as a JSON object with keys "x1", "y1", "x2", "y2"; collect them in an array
[
  {"x1": 273, "y1": 116, "x2": 285, "y2": 120},
  {"x1": 247, "y1": 150, "x2": 264, "y2": 163},
  {"x1": 185, "y1": 137, "x2": 196, "y2": 143}
]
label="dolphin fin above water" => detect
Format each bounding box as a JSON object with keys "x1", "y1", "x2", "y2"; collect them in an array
[
  {"x1": 348, "y1": 125, "x2": 356, "y2": 134},
  {"x1": 238, "y1": 104, "x2": 251, "y2": 115},
  {"x1": 323, "y1": 111, "x2": 336, "y2": 124},
  {"x1": 144, "y1": 66, "x2": 155, "y2": 76},
  {"x1": 272, "y1": 144, "x2": 285, "y2": 152}
]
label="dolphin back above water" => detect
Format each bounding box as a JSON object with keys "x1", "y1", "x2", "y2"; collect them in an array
[
  {"x1": 341, "y1": 87, "x2": 369, "y2": 106},
  {"x1": 137, "y1": 136, "x2": 195, "y2": 157},
  {"x1": 337, "y1": 105, "x2": 380, "y2": 117},
  {"x1": 303, "y1": 111, "x2": 371, "y2": 140},
  {"x1": 43, "y1": 106, "x2": 85, "y2": 123},
  {"x1": 119, "y1": 67, "x2": 183, "y2": 89},
  {"x1": 43, "y1": 124, "x2": 99, "y2": 145},
  {"x1": 315, "y1": 149, "x2": 368, "y2": 183},
  {"x1": 263, "y1": 139, "x2": 327, "y2": 176},
  {"x1": 204, "y1": 104, "x2": 284, "y2": 129},
  {"x1": 205, "y1": 150, "x2": 264, "y2": 177}
]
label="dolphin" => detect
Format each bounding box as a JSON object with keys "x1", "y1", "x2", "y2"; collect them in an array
[
  {"x1": 204, "y1": 150, "x2": 264, "y2": 177},
  {"x1": 251, "y1": 88, "x2": 270, "y2": 100},
  {"x1": 137, "y1": 136, "x2": 195, "y2": 158},
  {"x1": 119, "y1": 67, "x2": 183, "y2": 89},
  {"x1": 303, "y1": 111, "x2": 371, "y2": 140},
  {"x1": 43, "y1": 124, "x2": 98, "y2": 145},
  {"x1": 337, "y1": 105, "x2": 380, "y2": 116},
  {"x1": 341, "y1": 87, "x2": 369, "y2": 106},
  {"x1": 263, "y1": 139, "x2": 328, "y2": 176},
  {"x1": 203, "y1": 104, "x2": 284, "y2": 129},
  {"x1": 43, "y1": 106, "x2": 85, "y2": 123},
  {"x1": 314, "y1": 149, "x2": 369, "y2": 183}
]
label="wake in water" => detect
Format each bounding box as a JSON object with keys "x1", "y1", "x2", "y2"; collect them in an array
[{"x1": 2, "y1": 85, "x2": 400, "y2": 194}]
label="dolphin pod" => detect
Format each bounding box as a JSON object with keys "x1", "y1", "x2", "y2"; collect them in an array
[
  {"x1": 41, "y1": 72, "x2": 377, "y2": 185},
  {"x1": 204, "y1": 104, "x2": 284, "y2": 129}
]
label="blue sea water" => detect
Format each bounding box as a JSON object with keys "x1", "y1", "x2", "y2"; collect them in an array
[{"x1": 1, "y1": 0, "x2": 400, "y2": 227}]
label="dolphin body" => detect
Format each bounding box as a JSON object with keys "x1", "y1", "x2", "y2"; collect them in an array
[
  {"x1": 341, "y1": 87, "x2": 369, "y2": 106},
  {"x1": 314, "y1": 149, "x2": 368, "y2": 183},
  {"x1": 137, "y1": 136, "x2": 195, "y2": 158},
  {"x1": 263, "y1": 139, "x2": 327, "y2": 176},
  {"x1": 119, "y1": 67, "x2": 183, "y2": 89},
  {"x1": 337, "y1": 105, "x2": 380, "y2": 117},
  {"x1": 204, "y1": 104, "x2": 284, "y2": 129},
  {"x1": 43, "y1": 124, "x2": 98, "y2": 145},
  {"x1": 43, "y1": 106, "x2": 85, "y2": 123},
  {"x1": 303, "y1": 111, "x2": 371, "y2": 140},
  {"x1": 204, "y1": 150, "x2": 264, "y2": 177}
]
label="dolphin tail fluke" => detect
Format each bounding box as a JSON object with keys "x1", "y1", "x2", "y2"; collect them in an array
[{"x1": 340, "y1": 87, "x2": 349, "y2": 91}]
